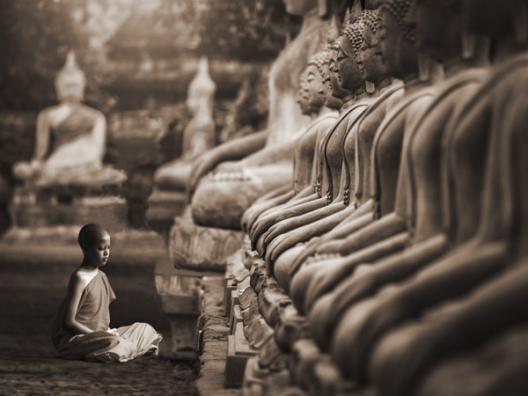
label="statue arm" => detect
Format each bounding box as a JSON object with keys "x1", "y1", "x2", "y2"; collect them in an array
[
  {"x1": 188, "y1": 129, "x2": 268, "y2": 193},
  {"x1": 34, "y1": 111, "x2": 50, "y2": 162},
  {"x1": 91, "y1": 112, "x2": 106, "y2": 163}
]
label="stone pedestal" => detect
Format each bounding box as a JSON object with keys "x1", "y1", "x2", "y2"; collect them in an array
[
  {"x1": 146, "y1": 189, "x2": 187, "y2": 237},
  {"x1": 169, "y1": 209, "x2": 244, "y2": 272}
]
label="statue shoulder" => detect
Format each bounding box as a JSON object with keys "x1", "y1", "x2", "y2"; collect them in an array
[{"x1": 78, "y1": 104, "x2": 106, "y2": 120}]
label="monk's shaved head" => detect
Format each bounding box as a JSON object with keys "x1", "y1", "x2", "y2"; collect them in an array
[{"x1": 78, "y1": 223, "x2": 110, "y2": 250}]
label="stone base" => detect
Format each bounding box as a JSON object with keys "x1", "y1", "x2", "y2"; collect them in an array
[
  {"x1": 10, "y1": 188, "x2": 128, "y2": 232},
  {"x1": 226, "y1": 322, "x2": 258, "y2": 388},
  {"x1": 169, "y1": 209, "x2": 244, "y2": 272},
  {"x1": 155, "y1": 258, "x2": 203, "y2": 360},
  {"x1": 146, "y1": 189, "x2": 187, "y2": 237}
]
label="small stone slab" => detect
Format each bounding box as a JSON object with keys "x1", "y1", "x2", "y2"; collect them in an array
[
  {"x1": 229, "y1": 304, "x2": 243, "y2": 334},
  {"x1": 225, "y1": 322, "x2": 257, "y2": 388}
]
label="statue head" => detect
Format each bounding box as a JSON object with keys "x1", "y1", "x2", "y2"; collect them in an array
[
  {"x1": 328, "y1": 19, "x2": 366, "y2": 97},
  {"x1": 415, "y1": 0, "x2": 464, "y2": 62},
  {"x1": 55, "y1": 51, "x2": 86, "y2": 103},
  {"x1": 464, "y1": 0, "x2": 524, "y2": 43},
  {"x1": 298, "y1": 50, "x2": 330, "y2": 114},
  {"x1": 357, "y1": 9, "x2": 388, "y2": 84},
  {"x1": 283, "y1": 0, "x2": 318, "y2": 16},
  {"x1": 187, "y1": 57, "x2": 216, "y2": 114},
  {"x1": 380, "y1": 0, "x2": 420, "y2": 79}
]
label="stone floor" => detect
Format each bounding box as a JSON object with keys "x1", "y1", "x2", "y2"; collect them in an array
[{"x1": 0, "y1": 248, "x2": 198, "y2": 395}]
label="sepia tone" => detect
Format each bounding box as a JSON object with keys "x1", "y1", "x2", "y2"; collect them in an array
[{"x1": 0, "y1": 0, "x2": 527, "y2": 394}]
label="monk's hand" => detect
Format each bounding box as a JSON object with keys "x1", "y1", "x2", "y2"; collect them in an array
[{"x1": 107, "y1": 328, "x2": 119, "y2": 336}]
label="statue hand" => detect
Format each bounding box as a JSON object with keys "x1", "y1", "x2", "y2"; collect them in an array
[{"x1": 188, "y1": 151, "x2": 218, "y2": 195}]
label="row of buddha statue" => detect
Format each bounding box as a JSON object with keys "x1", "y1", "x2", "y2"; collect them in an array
[{"x1": 180, "y1": 0, "x2": 527, "y2": 394}]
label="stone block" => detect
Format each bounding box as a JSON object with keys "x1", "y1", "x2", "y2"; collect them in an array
[
  {"x1": 245, "y1": 317, "x2": 274, "y2": 349},
  {"x1": 225, "y1": 322, "x2": 257, "y2": 388},
  {"x1": 224, "y1": 278, "x2": 236, "y2": 316},
  {"x1": 169, "y1": 210, "x2": 244, "y2": 272},
  {"x1": 258, "y1": 285, "x2": 292, "y2": 327},
  {"x1": 258, "y1": 336, "x2": 288, "y2": 371},
  {"x1": 146, "y1": 189, "x2": 187, "y2": 235},
  {"x1": 229, "y1": 304, "x2": 243, "y2": 334}
]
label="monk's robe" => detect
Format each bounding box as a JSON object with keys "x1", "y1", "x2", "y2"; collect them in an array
[{"x1": 52, "y1": 270, "x2": 162, "y2": 362}]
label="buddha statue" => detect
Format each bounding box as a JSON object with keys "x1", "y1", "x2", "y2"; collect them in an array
[
  {"x1": 246, "y1": 27, "x2": 374, "y2": 254},
  {"x1": 266, "y1": 10, "x2": 411, "y2": 290},
  {"x1": 306, "y1": 0, "x2": 492, "y2": 350},
  {"x1": 147, "y1": 58, "x2": 215, "y2": 231},
  {"x1": 188, "y1": 0, "x2": 329, "y2": 230},
  {"x1": 151, "y1": 57, "x2": 216, "y2": 192},
  {"x1": 241, "y1": 52, "x2": 340, "y2": 234},
  {"x1": 288, "y1": 0, "x2": 442, "y2": 310},
  {"x1": 13, "y1": 52, "x2": 126, "y2": 189},
  {"x1": 328, "y1": 0, "x2": 527, "y2": 386}
]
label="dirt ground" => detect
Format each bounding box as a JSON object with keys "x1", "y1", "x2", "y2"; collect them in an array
[{"x1": 0, "y1": 256, "x2": 198, "y2": 395}]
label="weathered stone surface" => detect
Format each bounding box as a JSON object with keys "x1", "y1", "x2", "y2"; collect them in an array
[
  {"x1": 225, "y1": 322, "x2": 258, "y2": 388},
  {"x1": 169, "y1": 210, "x2": 244, "y2": 272},
  {"x1": 146, "y1": 189, "x2": 187, "y2": 234},
  {"x1": 10, "y1": 191, "x2": 128, "y2": 232},
  {"x1": 258, "y1": 336, "x2": 288, "y2": 371},
  {"x1": 258, "y1": 281, "x2": 292, "y2": 327},
  {"x1": 198, "y1": 276, "x2": 240, "y2": 396},
  {"x1": 275, "y1": 306, "x2": 309, "y2": 353}
]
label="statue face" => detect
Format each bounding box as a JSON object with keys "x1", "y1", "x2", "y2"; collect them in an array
[
  {"x1": 380, "y1": 7, "x2": 418, "y2": 78},
  {"x1": 305, "y1": 65, "x2": 327, "y2": 111},
  {"x1": 283, "y1": 0, "x2": 317, "y2": 16},
  {"x1": 359, "y1": 27, "x2": 388, "y2": 84},
  {"x1": 297, "y1": 70, "x2": 313, "y2": 114},
  {"x1": 337, "y1": 38, "x2": 364, "y2": 92},
  {"x1": 55, "y1": 73, "x2": 85, "y2": 103},
  {"x1": 464, "y1": 0, "x2": 514, "y2": 39},
  {"x1": 416, "y1": 0, "x2": 462, "y2": 61}
]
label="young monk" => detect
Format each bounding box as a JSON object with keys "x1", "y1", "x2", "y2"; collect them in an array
[{"x1": 52, "y1": 223, "x2": 162, "y2": 362}]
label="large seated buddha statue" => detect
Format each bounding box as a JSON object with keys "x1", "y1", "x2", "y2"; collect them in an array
[
  {"x1": 318, "y1": 0, "x2": 527, "y2": 387},
  {"x1": 147, "y1": 57, "x2": 216, "y2": 230},
  {"x1": 10, "y1": 51, "x2": 127, "y2": 231},
  {"x1": 188, "y1": 0, "x2": 329, "y2": 231},
  {"x1": 306, "y1": 0, "x2": 492, "y2": 350}
]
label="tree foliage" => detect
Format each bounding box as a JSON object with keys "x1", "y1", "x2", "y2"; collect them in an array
[
  {"x1": 0, "y1": 0, "x2": 84, "y2": 110},
  {"x1": 195, "y1": 0, "x2": 300, "y2": 61}
]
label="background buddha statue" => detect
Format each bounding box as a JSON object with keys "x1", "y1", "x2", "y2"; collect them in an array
[
  {"x1": 188, "y1": 0, "x2": 328, "y2": 230},
  {"x1": 13, "y1": 51, "x2": 125, "y2": 189},
  {"x1": 152, "y1": 57, "x2": 216, "y2": 192}
]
